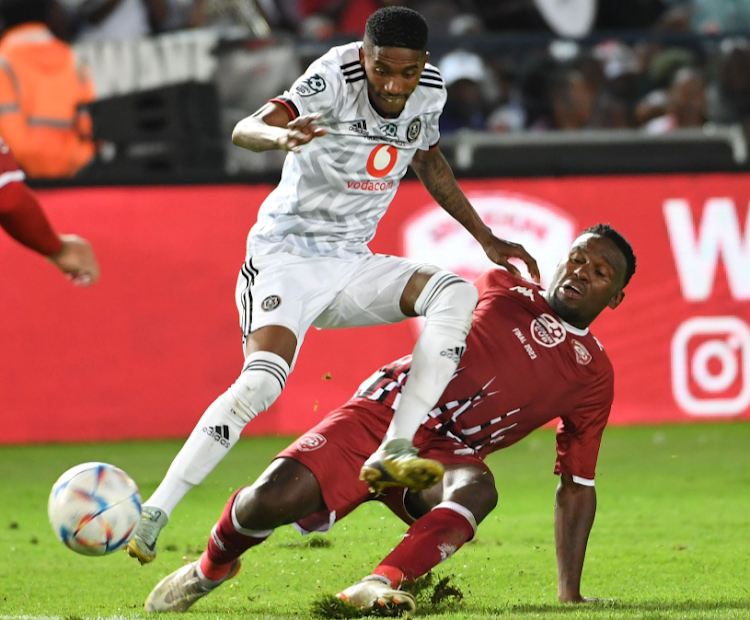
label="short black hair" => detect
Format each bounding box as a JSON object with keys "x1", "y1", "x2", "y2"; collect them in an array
[
  {"x1": 364, "y1": 7, "x2": 428, "y2": 51},
  {"x1": 581, "y1": 223, "x2": 637, "y2": 287},
  {"x1": 0, "y1": 0, "x2": 51, "y2": 28}
]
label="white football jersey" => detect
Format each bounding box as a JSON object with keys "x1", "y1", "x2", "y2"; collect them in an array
[{"x1": 246, "y1": 42, "x2": 446, "y2": 259}]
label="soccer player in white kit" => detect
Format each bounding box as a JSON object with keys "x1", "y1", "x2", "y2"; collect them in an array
[{"x1": 127, "y1": 6, "x2": 539, "y2": 564}]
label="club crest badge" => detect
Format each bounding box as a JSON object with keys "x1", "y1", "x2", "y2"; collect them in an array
[
  {"x1": 407, "y1": 117, "x2": 422, "y2": 142},
  {"x1": 297, "y1": 433, "x2": 327, "y2": 451},
  {"x1": 295, "y1": 74, "x2": 326, "y2": 97},
  {"x1": 261, "y1": 295, "x2": 281, "y2": 311},
  {"x1": 572, "y1": 339, "x2": 592, "y2": 365},
  {"x1": 531, "y1": 313, "x2": 567, "y2": 348}
]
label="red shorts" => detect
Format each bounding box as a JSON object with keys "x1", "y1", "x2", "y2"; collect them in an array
[{"x1": 276, "y1": 399, "x2": 489, "y2": 532}]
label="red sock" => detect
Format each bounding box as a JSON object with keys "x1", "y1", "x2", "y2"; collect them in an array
[
  {"x1": 372, "y1": 505, "x2": 475, "y2": 585},
  {"x1": 199, "y1": 488, "x2": 272, "y2": 581}
]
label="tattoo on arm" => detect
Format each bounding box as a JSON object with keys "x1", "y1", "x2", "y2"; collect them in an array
[{"x1": 412, "y1": 149, "x2": 489, "y2": 239}]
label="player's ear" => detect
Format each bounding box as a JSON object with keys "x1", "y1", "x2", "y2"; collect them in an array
[
  {"x1": 359, "y1": 46, "x2": 365, "y2": 65},
  {"x1": 608, "y1": 289, "x2": 625, "y2": 310}
]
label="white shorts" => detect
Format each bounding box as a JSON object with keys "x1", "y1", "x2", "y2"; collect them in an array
[{"x1": 234, "y1": 253, "x2": 425, "y2": 365}]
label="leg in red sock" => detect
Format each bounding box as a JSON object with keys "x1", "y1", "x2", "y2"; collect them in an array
[
  {"x1": 372, "y1": 501, "x2": 476, "y2": 585},
  {"x1": 199, "y1": 488, "x2": 273, "y2": 581}
]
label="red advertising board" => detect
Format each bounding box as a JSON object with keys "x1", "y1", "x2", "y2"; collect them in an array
[{"x1": 1, "y1": 175, "x2": 748, "y2": 444}]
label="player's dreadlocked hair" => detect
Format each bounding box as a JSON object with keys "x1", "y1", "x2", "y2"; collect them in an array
[
  {"x1": 364, "y1": 7, "x2": 428, "y2": 51},
  {"x1": 582, "y1": 223, "x2": 637, "y2": 287}
]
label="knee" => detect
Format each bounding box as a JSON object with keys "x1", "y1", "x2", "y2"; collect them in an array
[
  {"x1": 420, "y1": 274, "x2": 478, "y2": 315},
  {"x1": 234, "y1": 481, "x2": 293, "y2": 530},
  {"x1": 224, "y1": 353, "x2": 289, "y2": 423},
  {"x1": 417, "y1": 273, "x2": 478, "y2": 331},
  {"x1": 445, "y1": 478, "x2": 498, "y2": 525},
  {"x1": 453, "y1": 280, "x2": 479, "y2": 316},
  {"x1": 480, "y1": 484, "x2": 499, "y2": 517}
]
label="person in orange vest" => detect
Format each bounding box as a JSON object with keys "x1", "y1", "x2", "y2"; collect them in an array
[{"x1": 0, "y1": 0, "x2": 96, "y2": 178}]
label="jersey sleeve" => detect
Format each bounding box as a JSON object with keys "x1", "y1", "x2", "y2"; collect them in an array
[
  {"x1": 271, "y1": 57, "x2": 343, "y2": 121},
  {"x1": 418, "y1": 93, "x2": 446, "y2": 151},
  {"x1": 416, "y1": 64, "x2": 447, "y2": 151},
  {"x1": 0, "y1": 178, "x2": 63, "y2": 256},
  {"x1": 553, "y1": 371, "x2": 614, "y2": 485}
]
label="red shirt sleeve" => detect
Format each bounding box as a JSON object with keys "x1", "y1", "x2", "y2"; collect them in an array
[
  {"x1": 0, "y1": 138, "x2": 62, "y2": 256},
  {"x1": 0, "y1": 177, "x2": 62, "y2": 257},
  {"x1": 553, "y1": 369, "x2": 614, "y2": 483}
]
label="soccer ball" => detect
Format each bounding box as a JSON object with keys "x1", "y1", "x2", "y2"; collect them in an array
[{"x1": 48, "y1": 462, "x2": 142, "y2": 556}]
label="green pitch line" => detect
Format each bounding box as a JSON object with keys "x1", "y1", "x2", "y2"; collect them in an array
[{"x1": 1, "y1": 423, "x2": 749, "y2": 620}]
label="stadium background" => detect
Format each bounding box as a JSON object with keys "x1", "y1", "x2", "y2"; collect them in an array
[{"x1": 1, "y1": 0, "x2": 749, "y2": 444}]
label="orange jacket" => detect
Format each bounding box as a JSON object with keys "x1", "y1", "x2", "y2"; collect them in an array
[{"x1": 0, "y1": 24, "x2": 96, "y2": 178}]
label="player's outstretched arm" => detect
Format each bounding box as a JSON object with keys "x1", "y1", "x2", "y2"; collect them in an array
[
  {"x1": 232, "y1": 102, "x2": 327, "y2": 153},
  {"x1": 554, "y1": 474, "x2": 598, "y2": 603},
  {"x1": 410, "y1": 147, "x2": 540, "y2": 283},
  {"x1": 0, "y1": 179, "x2": 99, "y2": 286}
]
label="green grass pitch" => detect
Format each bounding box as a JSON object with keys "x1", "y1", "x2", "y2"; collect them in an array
[{"x1": 1, "y1": 423, "x2": 750, "y2": 619}]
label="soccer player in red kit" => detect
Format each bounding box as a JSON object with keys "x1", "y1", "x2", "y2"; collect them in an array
[
  {"x1": 0, "y1": 137, "x2": 99, "y2": 284},
  {"x1": 144, "y1": 224, "x2": 636, "y2": 615}
]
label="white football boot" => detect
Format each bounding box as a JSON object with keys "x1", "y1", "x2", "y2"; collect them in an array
[
  {"x1": 336, "y1": 577, "x2": 416, "y2": 617},
  {"x1": 144, "y1": 558, "x2": 241, "y2": 612}
]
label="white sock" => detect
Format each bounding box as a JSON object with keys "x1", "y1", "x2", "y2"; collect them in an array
[
  {"x1": 384, "y1": 273, "x2": 478, "y2": 444},
  {"x1": 144, "y1": 351, "x2": 289, "y2": 516}
]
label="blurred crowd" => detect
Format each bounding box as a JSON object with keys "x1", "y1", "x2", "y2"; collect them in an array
[
  {"x1": 0, "y1": 0, "x2": 749, "y2": 178},
  {"x1": 435, "y1": 37, "x2": 750, "y2": 137},
  {"x1": 16, "y1": 1, "x2": 749, "y2": 46}
]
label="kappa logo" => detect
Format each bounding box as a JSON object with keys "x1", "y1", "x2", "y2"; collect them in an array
[
  {"x1": 295, "y1": 74, "x2": 326, "y2": 97},
  {"x1": 440, "y1": 345, "x2": 466, "y2": 363},
  {"x1": 571, "y1": 339, "x2": 592, "y2": 365},
  {"x1": 531, "y1": 313, "x2": 567, "y2": 348},
  {"x1": 297, "y1": 433, "x2": 327, "y2": 452},
  {"x1": 261, "y1": 295, "x2": 281, "y2": 311},
  {"x1": 203, "y1": 424, "x2": 231, "y2": 448},
  {"x1": 349, "y1": 119, "x2": 368, "y2": 135},
  {"x1": 407, "y1": 117, "x2": 422, "y2": 143},
  {"x1": 510, "y1": 285, "x2": 535, "y2": 301}
]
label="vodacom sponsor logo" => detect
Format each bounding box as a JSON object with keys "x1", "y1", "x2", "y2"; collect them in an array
[{"x1": 367, "y1": 144, "x2": 398, "y2": 178}]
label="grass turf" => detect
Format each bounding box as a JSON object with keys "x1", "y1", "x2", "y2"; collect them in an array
[{"x1": 1, "y1": 423, "x2": 749, "y2": 619}]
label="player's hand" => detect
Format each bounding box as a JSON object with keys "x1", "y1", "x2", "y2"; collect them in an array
[
  {"x1": 49, "y1": 234, "x2": 100, "y2": 286},
  {"x1": 481, "y1": 234, "x2": 540, "y2": 283},
  {"x1": 278, "y1": 113, "x2": 327, "y2": 153}
]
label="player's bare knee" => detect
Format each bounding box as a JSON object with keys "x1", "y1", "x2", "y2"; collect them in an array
[
  {"x1": 224, "y1": 352, "x2": 290, "y2": 423},
  {"x1": 476, "y1": 484, "x2": 499, "y2": 521},
  {"x1": 234, "y1": 483, "x2": 286, "y2": 529},
  {"x1": 443, "y1": 472, "x2": 497, "y2": 524}
]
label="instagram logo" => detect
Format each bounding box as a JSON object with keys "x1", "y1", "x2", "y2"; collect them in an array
[{"x1": 671, "y1": 317, "x2": 750, "y2": 416}]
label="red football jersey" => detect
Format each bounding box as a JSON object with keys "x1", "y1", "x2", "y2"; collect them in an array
[{"x1": 354, "y1": 269, "x2": 615, "y2": 483}]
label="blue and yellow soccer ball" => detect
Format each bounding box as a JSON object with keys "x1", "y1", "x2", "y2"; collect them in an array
[{"x1": 48, "y1": 462, "x2": 142, "y2": 556}]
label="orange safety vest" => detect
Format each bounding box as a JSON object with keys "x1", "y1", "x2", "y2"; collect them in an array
[{"x1": 0, "y1": 23, "x2": 96, "y2": 178}]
